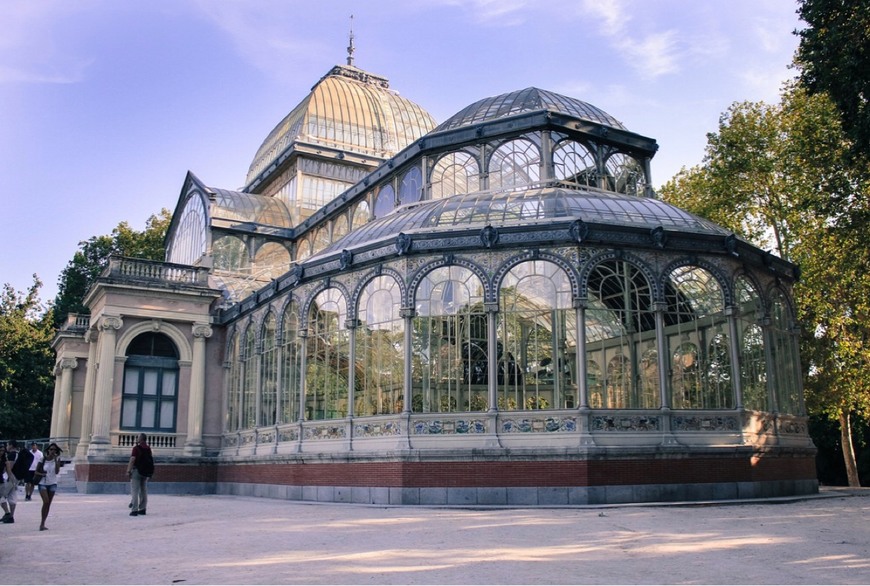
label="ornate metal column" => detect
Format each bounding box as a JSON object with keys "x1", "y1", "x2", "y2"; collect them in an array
[
  {"x1": 184, "y1": 323, "x2": 212, "y2": 456},
  {"x1": 88, "y1": 316, "x2": 123, "y2": 454}
]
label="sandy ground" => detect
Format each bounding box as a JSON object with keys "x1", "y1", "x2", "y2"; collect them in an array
[{"x1": 2, "y1": 488, "x2": 868, "y2": 585}]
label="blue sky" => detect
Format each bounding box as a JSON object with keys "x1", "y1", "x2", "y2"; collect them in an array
[{"x1": 0, "y1": 0, "x2": 804, "y2": 306}]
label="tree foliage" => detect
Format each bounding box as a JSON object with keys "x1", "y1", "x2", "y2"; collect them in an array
[
  {"x1": 53, "y1": 209, "x2": 172, "y2": 327},
  {"x1": 0, "y1": 277, "x2": 55, "y2": 439},
  {"x1": 659, "y1": 86, "x2": 870, "y2": 486},
  {"x1": 796, "y1": 0, "x2": 870, "y2": 161}
]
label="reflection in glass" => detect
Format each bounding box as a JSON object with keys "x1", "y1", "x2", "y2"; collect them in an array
[
  {"x1": 356, "y1": 276, "x2": 404, "y2": 415},
  {"x1": 431, "y1": 151, "x2": 480, "y2": 200},
  {"x1": 498, "y1": 261, "x2": 575, "y2": 411},
  {"x1": 412, "y1": 266, "x2": 485, "y2": 413},
  {"x1": 399, "y1": 166, "x2": 423, "y2": 206},
  {"x1": 374, "y1": 184, "x2": 395, "y2": 218},
  {"x1": 306, "y1": 289, "x2": 349, "y2": 420},
  {"x1": 771, "y1": 290, "x2": 801, "y2": 414},
  {"x1": 736, "y1": 276, "x2": 767, "y2": 410}
]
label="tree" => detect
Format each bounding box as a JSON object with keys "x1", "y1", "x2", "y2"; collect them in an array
[
  {"x1": 796, "y1": 0, "x2": 870, "y2": 162},
  {"x1": 659, "y1": 86, "x2": 870, "y2": 486},
  {"x1": 53, "y1": 209, "x2": 172, "y2": 327},
  {"x1": 0, "y1": 277, "x2": 56, "y2": 439}
]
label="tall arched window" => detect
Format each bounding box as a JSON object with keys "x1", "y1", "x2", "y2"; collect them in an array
[
  {"x1": 398, "y1": 167, "x2": 423, "y2": 206},
  {"x1": 586, "y1": 260, "x2": 657, "y2": 409},
  {"x1": 121, "y1": 332, "x2": 179, "y2": 432},
  {"x1": 412, "y1": 266, "x2": 486, "y2": 413},
  {"x1": 306, "y1": 289, "x2": 349, "y2": 420},
  {"x1": 498, "y1": 260, "x2": 575, "y2": 411},
  {"x1": 374, "y1": 184, "x2": 395, "y2": 218},
  {"x1": 226, "y1": 332, "x2": 241, "y2": 431},
  {"x1": 213, "y1": 235, "x2": 250, "y2": 273},
  {"x1": 259, "y1": 313, "x2": 278, "y2": 427},
  {"x1": 553, "y1": 140, "x2": 597, "y2": 188},
  {"x1": 664, "y1": 266, "x2": 731, "y2": 409},
  {"x1": 352, "y1": 200, "x2": 370, "y2": 230},
  {"x1": 241, "y1": 326, "x2": 257, "y2": 429},
  {"x1": 771, "y1": 290, "x2": 802, "y2": 414},
  {"x1": 735, "y1": 276, "x2": 767, "y2": 410},
  {"x1": 489, "y1": 138, "x2": 541, "y2": 190},
  {"x1": 166, "y1": 192, "x2": 206, "y2": 265},
  {"x1": 430, "y1": 151, "x2": 480, "y2": 199},
  {"x1": 356, "y1": 276, "x2": 404, "y2": 415},
  {"x1": 603, "y1": 153, "x2": 644, "y2": 195},
  {"x1": 281, "y1": 301, "x2": 302, "y2": 423}
]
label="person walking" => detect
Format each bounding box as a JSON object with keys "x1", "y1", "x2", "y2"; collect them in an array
[
  {"x1": 25, "y1": 442, "x2": 43, "y2": 501},
  {"x1": 1, "y1": 440, "x2": 32, "y2": 523},
  {"x1": 33, "y1": 443, "x2": 62, "y2": 531},
  {"x1": 126, "y1": 433, "x2": 154, "y2": 516}
]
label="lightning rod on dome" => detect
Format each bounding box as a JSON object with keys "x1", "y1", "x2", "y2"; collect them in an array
[{"x1": 347, "y1": 14, "x2": 355, "y2": 66}]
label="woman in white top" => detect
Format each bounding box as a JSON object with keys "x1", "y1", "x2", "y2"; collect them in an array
[{"x1": 34, "y1": 443, "x2": 61, "y2": 531}]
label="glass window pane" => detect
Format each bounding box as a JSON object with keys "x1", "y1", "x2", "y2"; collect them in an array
[
  {"x1": 124, "y1": 369, "x2": 139, "y2": 396},
  {"x1": 159, "y1": 400, "x2": 175, "y2": 429},
  {"x1": 140, "y1": 400, "x2": 157, "y2": 428},
  {"x1": 121, "y1": 398, "x2": 138, "y2": 427},
  {"x1": 162, "y1": 371, "x2": 176, "y2": 396},
  {"x1": 143, "y1": 370, "x2": 158, "y2": 395}
]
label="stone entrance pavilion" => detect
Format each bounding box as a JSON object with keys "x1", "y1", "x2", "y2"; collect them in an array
[{"x1": 51, "y1": 52, "x2": 816, "y2": 505}]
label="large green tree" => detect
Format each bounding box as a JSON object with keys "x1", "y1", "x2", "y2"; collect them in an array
[
  {"x1": 53, "y1": 209, "x2": 172, "y2": 327},
  {"x1": 0, "y1": 277, "x2": 56, "y2": 439},
  {"x1": 796, "y1": 0, "x2": 870, "y2": 162},
  {"x1": 660, "y1": 86, "x2": 870, "y2": 486}
]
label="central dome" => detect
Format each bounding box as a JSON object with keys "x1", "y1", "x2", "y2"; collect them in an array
[
  {"x1": 245, "y1": 65, "x2": 437, "y2": 187},
  {"x1": 433, "y1": 87, "x2": 626, "y2": 132}
]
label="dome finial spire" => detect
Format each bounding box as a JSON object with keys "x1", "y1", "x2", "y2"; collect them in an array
[{"x1": 346, "y1": 14, "x2": 355, "y2": 66}]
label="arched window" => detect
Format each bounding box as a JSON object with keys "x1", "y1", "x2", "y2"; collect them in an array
[
  {"x1": 603, "y1": 153, "x2": 644, "y2": 195},
  {"x1": 735, "y1": 276, "x2": 767, "y2": 410},
  {"x1": 412, "y1": 266, "x2": 486, "y2": 413},
  {"x1": 166, "y1": 192, "x2": 206, "y2": 265},
  {"x1": 352, "y1": 200, "x2": 371, "y2": 230},
  {"x1": 213, "y1": 235, "x2": 250, "y2": 272},
  {"x1": 553, "y1": 140, "x2": 597, "y2": 188},
  {"x1": 498, "y1": 261, "x2": 575, "y2": 411},
  {"x1": 121, "y1": 332, "x2": 179, "y2": 432},
  {"x1": 226, "y1": 332, "x2": 241, "y2": 431},
  {"x1": 306, "y1": 289, "x2": 349, "y2": 420},
  {"x1": 295, "y1": 237, "x2": 312, "y2": 262},
  {"x1": 489, "y1": 138, "x2": 541, "y2": 190},
  {"x1": 259, "y1": 313, "x2": 278, "y2": 427},
  {"x1": 771, "y1": 290, "x2": 801, "y2": 414},
  {"x1": 664, "y1": 266, "x2": 731, "y2": 409},
  {"x1": 356, "y1": 276, "x2": 404, "y2": 416},
  {"x1": 281, "y1": 302, "x2": 302, "y2": 423},
  {"x1": 332, "y1": 215, "x2": 349, "y2": 243},
  {"x1": 373, "y1": 184, "x2": 395, "y2": 218},
  {"x1": 312, "y1": 227, "x2": 330, "y2": 254},
  {"x1": 398, "y1": 166, "x2": 423, "y2": 206},
  {"x1": 253, "y1": 243, "x2": 290, "y2": 280},
  {"x1": 241, "y1": 326, "x2": 257, "y2": 429},
  {"x1": 586, "y1": 260, "x2": 657, "y2": 409},
  {"x1": 430, "y1": 151, "x2": 480, "y2": 200}
]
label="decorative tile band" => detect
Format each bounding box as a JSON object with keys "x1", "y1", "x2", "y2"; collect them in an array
[
  {"x1": 303, "y1": 425, "x2": 346, "y2": 440},
  {"x1": 591, "y1": 415, "x2": 659, "y2": 432},
  {"x1": 501, "y1": 417, "x2": 577, "y2": 433},
  {"x1": 672, "y1": 416, "x2": 738, "y2": 432},
  {"x1": 413, "y1": 419, "x2": 487, "y2": 434},
  {"x1": 354, "y1": 421, "x2": 402, "y2": 438}
]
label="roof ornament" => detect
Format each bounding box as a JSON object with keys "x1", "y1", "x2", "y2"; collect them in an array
[{"x1": 347, "y1": 14, "x2": 355, "y2": 66}]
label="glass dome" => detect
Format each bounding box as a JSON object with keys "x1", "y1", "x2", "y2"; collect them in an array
[
  {"x1": 246, "y1": 65, "x2": 437, "y2": 186},
  {"x1": 314, "y1": 187, "x2": 730, "y2": 256},
  {"x1": 433, "y1": 87, "x2": 625, "y2": 132}
]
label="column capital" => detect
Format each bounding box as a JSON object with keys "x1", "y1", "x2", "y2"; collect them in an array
[
  {"x1": 192, "y1": 323, "x2": 213, "y2": 339},
  {"x1": 59, "y1": 357, "x2": 79, "y2": 370},
  {"x1": 99, "y1": 316, "x2": 123, "y2": 331}
]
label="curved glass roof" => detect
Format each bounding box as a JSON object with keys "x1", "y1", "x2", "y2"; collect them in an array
[
  {"x1": 210, "y1": 188, "x2": 293, "y2": 229},
  {"x1": 246, "y1": 65, "x2": 437, "y2": 185},
  {"x1": 314, "y1": 187, "x2": 730, "y2": 257},
  {"x1": 434, "y1": 87, "x2": 625, "y2": 132}
]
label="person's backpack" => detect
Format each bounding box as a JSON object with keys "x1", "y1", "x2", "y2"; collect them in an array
[
  {"x1": 136, "y1": 447, "x2": 155, "y2": 478},
  {"x1": 10, "y1": 449, "x2": 33, "y2": 480}
]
